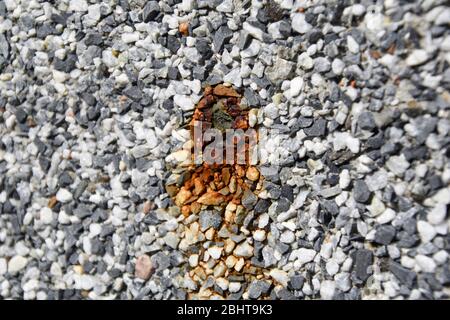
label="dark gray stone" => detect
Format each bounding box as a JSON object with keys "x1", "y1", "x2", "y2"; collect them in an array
[
  {"x1": 213, "y1": 26, "x2": 233, "y2": 52},
  {"x1": 87, "y1": 106, "x2": 100, "y2": 120},
  {"x1": 280, "y1": 185, "x2": 294, "y2": 202},
  {"x1": 352, "y1": 249, "x2": 373, "y2": 282},
  {"x1": 151, "y1": 252, "x2": 170, "y2": 271},
  {"x1": 15, "y1": 108, "x2": 28, "y2": 123},
  {"x1": 402, "y1": 146, "x2": 427, "y2": 161},
  {"x1": 74, "y1": 180, "x2": 88, "y2": 199},
  {"x1": 85, "y1": 33, "x2": 103, "y2": 46},
  {"x1": 254, "y1": 199, "x2": 271, "y2": 214},
  {"x1": 402, "y1": 218, "x2": 417, "y2": 235},
  {"x1": 366, "y1": 132, "x2": 384, "y2": 149},
  {"x1": 304, "y1": 118, "x2": 326, "y2": 137},
  {"x1": 123, "y1": 86, "x2": 142, "y2": 101},
  {"x1": 278, "y1": 21, "x2": 292, "y2": 37},
  {"x1": 390, "y1": 260, "x2": 416, "y2": 288},
  {"x1": 193, "y1": 66, "x2": 206, "y2": 80},
  {"x1": 289, "y1": 275, "x2": 304, "y2": 290},
  {"x1": 248, "y1": 280, "x2": 271, "y2": 299},
  {"x1": 80, "y1": 92, "x2": 96, "y2": 106},
  {"x1": 90, "y1": 238, "x2": 105, "y2": 255},
  {"x1": 167, "y1": 67, "x2": 179, "y2": 80},
  {"x1": 244, "y1": 88, "x2": 259, "y2": 106},
  {"x1": 236, "y1": 30, "x2": 250, "y2": 50},
  {"x1": 0, "y1": 33, "x2": 9, "y2": 59},
  {"x1": 353, "y1": 180, "x2": 371, "y2": 203},
  {"x1": 53, "y1": 54, "x2": 77, "y2": 72},
  {"x1": 291, "y1": 116, "x2": 313, "y2": 133},
  {"x1": 199, "y1": 210, "x2": 222, "y2": 231},
  {"x1": 277, "y1": 288, "x2": 296, "y2": 300},
  {"x1": 83, "y1": 261, "x2": 95, "y2": 273},
  {"x1": 374, "y1": 225, "x2": 396, "y2": 245},
  {"x1": 142, "y1": 1, "x2": 160, "y2": 22},
  {"x1": 73, "y1": 204, "x2": 93, "y2": 219},
  {"x1": 166, "y1": 35, "x2": 180, "y2": 54},
  {"x1": 58, "y1": 171, "x2": 73, "y2": 187},
  {"x1": 36, "y1": 23, "x2": 55, "y2": 39},
  {"x1": 321, "y1": 199, "x2": 339, "y2": 216},
  {"x1": 242, "y1": 189, "x2": 258, "y2": 210},
  {"x1": 196, "y1": 38, "x2": 213, "y2": 60},
  {"x1": 358, "y1": 112, "x2": 377, "y2": 130},
  {"x1": 397, "y1": 231, "x2": 419, "y2": 248},
  {"x1": 275, "y1": 197, "x2": 291, "y2": 213}
]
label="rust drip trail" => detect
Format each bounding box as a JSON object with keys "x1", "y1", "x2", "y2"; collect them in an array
[{"x1": 165, "y1": 84, "x2": 271, "y2": 299}]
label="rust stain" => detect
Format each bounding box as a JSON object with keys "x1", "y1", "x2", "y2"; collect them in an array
[{"x1": 165, "y1": 84, "x2": 273, "y2": 299}]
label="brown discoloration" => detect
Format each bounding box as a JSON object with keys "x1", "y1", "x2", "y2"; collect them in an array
[
  {"x1": 48, "y1": 196, "x2": 58, "y2": 209},
  {"x1": 179, "y1": 21, "x2": 189, "y2": 36},
  {"x1": 213, "y1": 84, "x2": 241, "y2": 97},
  {"x1": 135, "y1": 255, "x2": 154, "y2": 280},
  {"x1": 193, "y1": 177, "x2": 206, "y2": 195},
  {"x1": 370, "y1": 50, "x2": 381, "y2": 59},
  {"x1": 166, "y1": 84, "x2": 270, "y2": 299},
  {"x1": 143, "y1": 200, "x2": 153, "y2": 214},
  {"x1": 175, "y1": 187, "x2": 192, "y2": 206},
  {"x1": 197, "y1": 191, "x2": 227, "y2": 206},
  {"x1": 387, "y1": 43, "x2": 396, "y2": 55},
  {"x1": 246, "y1": 166, "x2": 260, "y2": 181}
]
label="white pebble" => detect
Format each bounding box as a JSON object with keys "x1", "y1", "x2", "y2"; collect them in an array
[
  {"x1": 406, "y1": 49, "x2": 429, "y2": 66},
  {"x1": 291, "y1": 13, "x2": 312, "y2": 34},
  {"x1": 376, "y1": 208, "x2": 396, "y2": 224},
  {"x1": 8, "y1": 256, "x2": 28, "y2": 274},
  {"x1": 292, "y1": 248, "x2": 316, "y2": 265},
  {"x1": 347, "y1": 36, "x2": 359, "y2": 54},
  {"x1": 253, "y1": 230, "x2": 266, "y2": 242},
  {"x1": 339, "y1": 169, "x2": 351, "y2": 189},
  {"x1": 415, "y1": 255, "x2": 436, "y2": 273},
  {"x1": 40, "y1": 207, "x2": 54, "y2": 224},
  {"x1": 332, "y1": 58, "x2": 345, "y2": 75},
  {"x1": 320, "y1": 280, "x2": 336, "y2": 300},
  {"x1": 0, "y1": 258, "x2": 6, "y2": 275},
  {"x1": 208, "y1": 247, "x2": 223, "y2": 260},
  {"x1": 173, "y1": 95, "x2": 194, "y2": 111},
  {"x1": 289, "y1": 77, "x2": 304, "y2": 97},
  {"x1": 326, "y1": 260, "x2": 339, "y2": 276},
  {"x1": 229, "y1": 282, "x2": 241, "y2": 293},
  {"x1": 269, "y1": 269, "x2": 289, "y2": 286},
  {"x1": 427, "y1": 203, "x2": 447, "y2": 225},
  {"x1": 417, "y1": 220, "x2": 437, "y2": 243},
  {"x1": 56, "y1": 188, "x2": 73, "y2": 203},
  {"x1": 433, "y1": 250, "x2": 448, "y2": 265}
]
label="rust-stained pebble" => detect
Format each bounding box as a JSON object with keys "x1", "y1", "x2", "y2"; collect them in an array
[
  {"x1": 222, "y1": 167, "x2": 231, "y2": 185},
  {"x1": 204, "y1": 86, "x2": 213, "y2": 96},
  {"x1": 197, "y1": 191, "x2": 226, "y2": 206},
  {"x1": 246, "y1": 166, "x2": 260, "y2": 181},
  {"x1": 190, "y1": 201, "x2": 202, "y2": 214},
  {"x1": 179, "y1": 21, "x2": 189, "y2": 36},
  {"x1": 193, "y1": 177, "x2": 206, "y2": 195},
  {"x1": 213, "y1": 84, "x2": 241, "y2": 97},
  {"x1": 175, "y1": 187, "x2": 192, "y2": 206},
  {"x1": 181, "y1": 205, "x2": 191, "y2": 217},
  {"x1": 166, "y1": 184, "x2": 179, "y2": 197},
  {"x1": 143, "y1": 200, "x2": 153, "y2": 214},
  {"x1": 48, "y1": 196, "x2": 58, "y2": 209}
]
